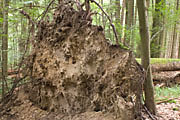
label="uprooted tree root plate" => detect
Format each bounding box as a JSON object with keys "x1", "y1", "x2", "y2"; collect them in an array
[{"x1": 0, "y1": 1, "x2": 144, "y2": 120}]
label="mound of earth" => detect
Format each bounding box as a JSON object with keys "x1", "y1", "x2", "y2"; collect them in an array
[{"x1": 0, "y1": 1, "x2": 144, "y2": 120}]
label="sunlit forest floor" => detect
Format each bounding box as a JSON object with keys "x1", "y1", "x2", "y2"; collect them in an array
[{"x1": 143, "y1": 85, "x2": 180, "y2": 120}]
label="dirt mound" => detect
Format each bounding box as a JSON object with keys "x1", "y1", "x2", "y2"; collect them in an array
[{"x1": 0, "y1": 1, "x2": 144, "y2": 120}]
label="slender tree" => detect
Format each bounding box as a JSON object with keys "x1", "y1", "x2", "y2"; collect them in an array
[
  {"x1": 115, "y1": 0, "x2": 121, "y2": 43},
  {"x1": 1, "y1": 0, "x2": 9, "y2": 99},
  {"x1": 151, "y1": 0, "x2": 164, "y2": 58},
  {"x1": 127, "y1": 0, "x2": 134, "y2": 46},
  {"x1": 0, "y1": 0, "x2": 3, "y2": 97},
  {"x1": 137, "y1": 0, "x2": 157, "y2": 115},
  {"x1": 120, "y1": 0, "x2": 126, "y2": 43},
  {"x1": 101, "y1": 0, "x2": 106, "y2": 29},
  {"x1": 171, "y1": 0, "x2": 179, "y2": 58}
]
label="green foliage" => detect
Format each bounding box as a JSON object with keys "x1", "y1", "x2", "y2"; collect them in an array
[
  {"x1": 0, "y1": 18, "x2": 3, "y2": 23},
  {"x1": 155, "y1": 85, "x2": 180, "y2": 103},
  {"x1": 5, "y1": 0, "x2": 55, "y2": 69}
]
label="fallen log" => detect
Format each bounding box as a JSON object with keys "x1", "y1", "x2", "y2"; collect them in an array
[
  {"x1": 153, "y1": 71, "x2": 180, "y2": 86},
  {"x1": 151, "y1": 62, "x2": 180, "y2": 72}
]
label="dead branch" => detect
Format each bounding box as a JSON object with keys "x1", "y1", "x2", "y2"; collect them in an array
[
  {"x1": 19, "y1": 10, "x2": 34, "y2": 25},
  {"x1": 156, "y1": 97, "x2": 180, "y2": 104},
  {"x1": 39, "y1": 0, "x2": 55, "y2": 23}
]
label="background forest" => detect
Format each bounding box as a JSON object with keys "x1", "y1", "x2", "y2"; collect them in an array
[{"x1": 1, "y1": 0, "x2": 180, "y2": 68}]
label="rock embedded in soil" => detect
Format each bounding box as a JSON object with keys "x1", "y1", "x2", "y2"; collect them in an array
[{"x1": 0, "y1": 1, "x2": 144, "y2": 120}]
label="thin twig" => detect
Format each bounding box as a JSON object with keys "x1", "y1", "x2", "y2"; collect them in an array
[
  {"x1": 156, "y1": 97, "x2": 180, "y2": 104},
  {"x1": 39, "y1": 0, "x2": 55, "y2": 23},
  {"x1": 90, "y1": 0, "x2": 119, "y2": 45},
  {"x1": 150, "y1": 27, "x2": 164, "y2": 41},
  {"x1": 19, "y1": 10, "x2": 34, "y2": 25}
]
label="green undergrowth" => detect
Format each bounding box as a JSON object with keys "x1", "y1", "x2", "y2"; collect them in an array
[
  {"x1": 155, "y1": 85, "x2": 180, "y2": 103},
  {"x1": 136, "y1": 58, "x2": 180, "y2": 64}
]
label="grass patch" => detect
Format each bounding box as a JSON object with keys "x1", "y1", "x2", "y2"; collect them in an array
[
  {"x1": 155, "y1": 85, "x2": 180, "y2": 103},
  {"x1": 136, "y1": 58, "x2": 180, "y2": 64}
]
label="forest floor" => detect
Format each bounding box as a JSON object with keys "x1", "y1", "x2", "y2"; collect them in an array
[
  {"x1": 156, "y1": 98, "x2": 180, "y2": 120},
  {"x1": 143, "y1": 94, "x2": 180, "y2": 120}
]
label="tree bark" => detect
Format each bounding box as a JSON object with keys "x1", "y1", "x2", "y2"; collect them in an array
[
  {"x1": 159, "y1": 15, "x2": 166, "y2": 58},
  {"x1": 137, "y1": 0, "x2": 156, "y2": 115},
  {"x1": 115, "y1": 0, "x2": 121, "y2": 43},
  {"x1": 179, "y1": 34, "x2": 180, "y2": 58},
  {"x1": 151, "y1": 0, "x2": 164, "y2": 58},
  {"x1": 151, "y1": 62, "x2": 180, "y2": 72},
  {"x1": 165, "y1": 26, "x2": 174, "y2": 58},
  {"x1": 124, "y1": 0, "x2": 134, "y2": 46},
  {"x1": 19, "y1": 17, "x2": 27, "y2": 58},
  {"x1": 1, "y1": 0, "x2": 9, "y2": 99},
  {"x1": 0, "y1": 0, "x2": 3, "y2": 99},
  {"x1": 171, "y1": 0, "x2": 179, "y2": 58},
  {"x1": 120, "y1": 0, "x2": 126, "y2": 44},
  {"x1": 123, "y1": 0, "x2": 128, "y2": 45},
  {"x1": 101, "y1": 0, "x2": 106, "y2": 30}
]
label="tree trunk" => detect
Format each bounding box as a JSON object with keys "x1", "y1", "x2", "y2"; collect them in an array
[
  {"x1": 131, "y1": 0, "x2": 136, "y2": 50},
  {"x1": 108, "y1": 0, "x2": 112, "y2": 40},
  {"x1": 179, "y1": 34, "x2": 180, "y2": 58},
  {"x1": 19, "y1": 17, "x2": 27, "y2": 58},
  {"x1": 124, "y1": 0, "x2": 128, "y2": 45},
  {"x1": 151, "y1": 0, "x2": 163, "y2": 58},
  {"x1": 115, "y1": 0, "x2": 121, "y2": 43},
  {"x1": 165, "y1": 26, "x2": 174, "y2": 58},
  {"x1": 120, "y1": 0, "x2": 126, "y2": 44},
  {"x1": 1, "y1": 0, "x2": 9, "y2": 100},
  {"x1": 171, "y1": 0, "x2": 179, "y2": 58},
  {"x1": 137, "y1": 0, "x2": 156, "y2": 115},
  {"x1": 124, "y1": 0, "x2": 134, "y2": 46},
  {"x1": 101, "y1": 0, "x2": 106, "y2": 30},
  {"x1": 146, "y1": 0, "x2": 150, "y2": 8},
  {"x1": 0, "y1": 0, "x2": 3, "y2": 99},
  {"x1": 160, "y1": 15, "x2": 166, "y2": 58}
]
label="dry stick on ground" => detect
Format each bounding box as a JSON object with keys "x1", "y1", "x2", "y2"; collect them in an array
[
  {"x1": 90, "y1": 0, "x2": 119, "y2": 45},
  {"x1": 156, "y1": 97, "x2": 180, "y2": 104},
  {"x1": 143, "y1": 105, "x2": 157, "y2": 120}
]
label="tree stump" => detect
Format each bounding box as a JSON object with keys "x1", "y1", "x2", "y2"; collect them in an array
[{"x1": 0, "y1": 1, "x2": 144, "y2": 120}]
